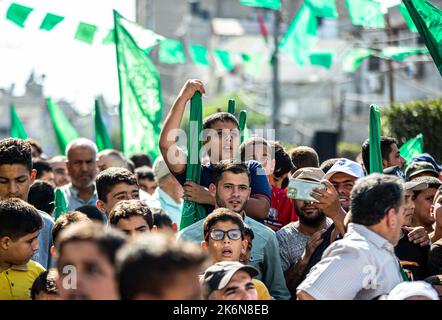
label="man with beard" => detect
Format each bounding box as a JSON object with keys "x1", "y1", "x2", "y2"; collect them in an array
[
  {"x1": 276, "y1": 167, "x2": 345, "y2": 296},
  {"x1": 59, "y1": 138, "x2": 99, "y2": 211},
  {"x1": 178, "y1": 160, "x2": 290, "y2": 300}
]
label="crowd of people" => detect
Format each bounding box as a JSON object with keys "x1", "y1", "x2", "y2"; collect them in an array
[{"x1": 1, "y1": 79, "x2": 442, "y2": 300}]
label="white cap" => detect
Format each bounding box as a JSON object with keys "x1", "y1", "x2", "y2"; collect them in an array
[
  {"x1": 324, "y1": 158, "x2": 365, "y2": 181},
  {"x1": 387, "y1": 281, "x2": 439, "y2": 300},
  {"x1": 152, "y1": 156, "x2": 171, "y2": 183}
]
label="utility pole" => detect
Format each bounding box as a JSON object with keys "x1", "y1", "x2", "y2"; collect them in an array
[
  {"x1": 271, "y1": 10, "x2": 281, "y2": 140},
  {"x1": 385, "y1": 12, "x2": 395, "y2": 106}
]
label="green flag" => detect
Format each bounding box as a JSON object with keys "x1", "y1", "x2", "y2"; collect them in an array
[
  {"x1": 180, "y1": 91, "x2": 207, "y2": 230},
  {"x1": 369, "y1": 104, "x2": 384, "y2": 174},
  {"x1": 238, "y1": 110, "x2": 250, "y2": 144},
  {"x1": 343, "y1": 48, "x2": 374, "y2": 72},
  {"x1": 228, "y1": 99, "x2": 236, "y2": 115},
  {"x1": 39, "y1": 13, "x2": 64, "y2": 31},
  {"x1": 114, "y1": 11, "x2": 163, "y2": 160},
  {"x1": 381, "y1": 46, "x2": 429, "y2": 61},
  {"x1": 403, "y1": 0, "x2": 442, "y2": 77},
  {"x1": 189, "y1": 44, "x2": 210, "y2": 67},
  {"x1": 398, "y1": 3, "x2": 418, "y2": 33},
  {"x1": 102, "y1": 29, "x2": 115, "y2": 45},
  {"x1": 214, "y1": 49, "x2": 234, "y2": 71},
  {"x1": 346, "y1": 0, "x2": 385, "y2": 29},
  {"x1": 159, "y1": 38, "x2": 186, "y2": 64},
  {"x1": 10, "y1": 104, "x2": 28, "y2": 139},
  {"x1": 400, "y1": 133, "x2": 424, "y2": 166},
  {"x1": 305, "y1": 0, "x2": 338, "y2": 18},
  {"x1": 239, "y1": 0, "x2": 281, "y2": 10},
  {"x1": 53, "y1": 188, "x2": 67, "y2": 221},
  {"x1": 6, "y1": 3, "x2": 33, "y2": 28},
  {"x1": 279, "y1": 5, "x2": 318, "y2": 66},
  {"x1": 242, "y1": 53, "x2": 264, "y2": 77},
  {"x1": 94, "y1": 98, "x2": 113, "y2": 151},
  {"x1": 310, "y1": 52, "x2": 334, "y2": 69},
  {"x1": 75, "y1": 22, "x2": 98, "y2": 45},
  {"x1": 47, "y1": 98, "x2": 80, "y2": 154}
]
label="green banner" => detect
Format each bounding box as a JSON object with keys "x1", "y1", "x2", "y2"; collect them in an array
[
  {"x1": 189, "y1": 44, "x2": 210, "y2": 67},
  {"x1": 343, "y1": 48, "x2": 374, "y2": 72},
  {"x1": 39, "y1": 13, "x2": 64, "y2": 31},
  {"x1": 369, "y1": 104, "x2": 384, "y2": 174},
  {"x1": 305, "y1": 0, "x2": 338, "y2": 18},
  {"x1": 310, "y1": 52, "x2": 334, "y2": 69},
  {"x1": 239, "y1": 0, "x2": 281, "y2": 10},
  {"x1": 159, "y1": 38, "x2": 186, "y2": 64},
  {"x1": 381, "y1": 46, "x2": 429, "y2": 61},
  {"x1": 214, "y1": 49, "x2": 235, "y2": 71},
  {"x1": 114, "y1": 10, "x2": 162, "y2": 161},
  {"x1": 398, "y1": 3, "x2": 418, "y2": 33},
  {"x1": 75, "y1": 22, "x2": 98, "y2": 45},
  {"x1": 94, "y1": 98, "x2": 113, "y2": 151},
  {"x1": 238, "y1": 110, "x2": 250, "y2": 144},
  {"x1": 6, "y1": 3, "x2": 33, "y2": 28},
  {"x1": 400, "y1": 133, "x2": 424, "y2": 166},
  {"x1": 10, "y1": 104, "x2": 28, "y2": 139},
  {"x1": 346, "y1": 0, "x2": 385, "y2": 29},
  {"x1": 53, "y1": 188, "x2": 67, "y2": 221}
]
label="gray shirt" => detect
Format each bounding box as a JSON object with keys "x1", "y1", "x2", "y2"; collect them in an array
[
  {"x1": 297, "y1": 223, "x2": 404, "y2": 300},
  {"x1": 60, "y1": 183, "x2": 98, "y2": 211}
]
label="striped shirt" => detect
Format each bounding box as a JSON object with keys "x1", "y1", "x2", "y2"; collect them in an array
[{"x1": 297, "y1": 223, "x2": 404, "y2": 300}]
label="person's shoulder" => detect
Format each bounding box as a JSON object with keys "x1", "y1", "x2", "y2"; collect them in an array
[
  {"x1": 37, "y1": 210, "x2": 54, "y2": 226},
  {"x1": 178, "y1": 219, "x2": 204, "y2": 241},
  {"x1": 276, "y1": 222, "x2": 298, "y2": 237},
  {"x1": 27, "y1": 260, "x2": 46, "y2": 275},
  {"x1": 246, "y1": 217, "x2": 275, "y2": 239}
]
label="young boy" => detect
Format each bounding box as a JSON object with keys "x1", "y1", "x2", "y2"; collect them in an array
[
  {"x1": 134, "y1": 166, "x2": 157, "y2": 195},
  {"x1": 202, "y1": 208, "x2": 270, "y2": 300},
  {"x1": 31, "y1": 269, "x2": 60, "y2": 300},
  {"x1": 108, "y1": 200, "x2": 155, "y2": 239},
  {"x1": 51, "y1": 211, "x2": 92, "y2": 247},
  {"x1": 151, "y1": 208, "x2": 178, "y2": 235},
  {"x1": 0, "y1": 198, "x2": 45, "y2": 300}
]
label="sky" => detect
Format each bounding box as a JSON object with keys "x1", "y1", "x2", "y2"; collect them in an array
[{"x1": 0, "y1": 0, "x2": 135, "y2": 115}]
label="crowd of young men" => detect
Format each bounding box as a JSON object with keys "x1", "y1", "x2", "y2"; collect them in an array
[{"x1": 1, "y1": 79, "x2": 441, "y2": 300}]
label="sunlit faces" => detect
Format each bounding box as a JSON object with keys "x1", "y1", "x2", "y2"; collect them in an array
[
  {"x1": 403, "y1": 190, "x2": 416, "y2": 226},
  {"x1": 203, "y1": 121, "x2": 240, "y2": 162},
  {"x1": 211, "y1": 172, "x2": 250, "y2": 213},
  {"x1": 414, "y1": 188, "x2": 438, "y2": 228},
  {"x1": 39, "y1": 170, "x2": 56, "y2": 188},
  {"x1": 384, "y1": 143, "x2": 406, "y2": 171},
  {"x1": 138, "y1": 178, "x2": 157, "y2": 195},
  {"x1": 329, "y1": 172, "x2": 356, "y2": 212},
  {"x1": 2, "y1": 229, "x2": 40, "y2": 266},
  {"x1": 115, "y1": 215, "x2": 151, "y2": 239},
  {"x1": 390, "y1": 200, "x2": 406, "y2": 246},
  {"x1": 0, "y1": 164, "x2": 36, "y2": 201},
  {"x1": 294, "y1": 199, "x2": 325, "y2": 227},
  {"x1": 51, "y1": 160, "x2": 71, "y2": 187},
  {"x1": 208, "y1": 270, "x2": 258, "y2": 301},
  {"x1": 66, "y1": 147, "x2": 97, "y2": 189},
  {"x1": 97, "y1": 183, "x2": 140, "y2": 215}
]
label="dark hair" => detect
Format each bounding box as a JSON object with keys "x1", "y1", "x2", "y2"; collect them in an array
[
  {"x1": 28, "y1": 180, "x2": 54, "y2": 214},
  {"x1": 126, "y1": 159, "x2": 135, "y2": 173},
  {"x1": 0, "y1": 198, "x2": 43, "y2": 240},
  {"x1": 109, "y1": 200, "x2": 153, "y2": 230},
  {"x1": 26, "y1": 138, "x2": 43, "y2": 157},
  {"x1": 270, "y1": 141, "x2": 294, "y2": 177},
  {"x1": 202, "y1": 112, "x2": 239, "y2": 130},
  {"x1": 290, "y1": 146, "x2": 319, "y2": 170},
  {"x1": 212, "y1": 160, "x2": 251, "y2": 187},
  {"x1": 203, "y1": 208, "x2": 245, "y2": 241},
  {"x1": 130, "y1": 153, "x2": 152, "y2": 168},
  {"x1": 0, "y1": 138, "x2": 32, "y2": 172},
  {"x1": 243, "y1": 223, "x2": 254, "y2": 242},
  {"x1": 76, "y1": 205, "x2": 106, "y2": 223},
  {"x1": 152, "y1": 210, "x2": 174, "y2": 229},
  {"x1": 361, "y1": 136, "x2": 397, "y2": 172},
  {"x1": 56, "y1": 222, "x2": 126, "y2": 269},
  {"x1": 350, "y1": 173, "x2": 404, "y2": 226},
  {"x1": 52, "y1": 211, "x2": 91, "y2": 244},
  {"x1": 32, "y1": 158, "x2": 53, "y2": 179},
  {"x1": 240, "y1": 137, "x2": 269, "y2": 162},
  {"x1": 412, "y1": 176, "x2": 442, "y2": 199},
  {"x1": 320, "y1": 158, "x2": 340, "y2": 174},
  {"x1": 31, "y1": 269, "x2": 58, "y2": 300},
  {"x1": 135, "y1": 166, "x2": 155, "y2": 181},
  {"x1": 116, "y1": 233, "x2": 207, "y2": 299},
  {"x1": 96, "y1": 167, "x2": 138, "y2": 202}
]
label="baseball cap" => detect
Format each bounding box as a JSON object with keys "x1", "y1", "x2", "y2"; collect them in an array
[
  {"x1": 410, "y1": 153, "x2": 442, "y2": 172},
  {"x1": 291, "y1": 167, "x2": 325, "y2": 182},
  {"x1": 324, "y1": 158, "x2": 365, "y2": 181},
  {"x1": 152, "y1": 156, "x2": 171, "y2": 183},
  {"x1": 405, "y1": 161, "x2": 440, "y2": 180},
  {"x1": 202, "y1": 261, "x2": 259, "y2": 299},
  {"x1": 387, "y1": 281, "x2": 439, "y2": 300}
]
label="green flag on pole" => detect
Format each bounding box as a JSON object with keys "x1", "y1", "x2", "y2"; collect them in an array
[
  {"x1": 102, "y1": 29, "x2": 115, "y2": 45},
  {"x1": 159, "y1": 38, "x2": 186, "y2": 64},
  {"x1": 343, "y1": 48, "x2": 374, "y2": 72},
  {"x1": 400, "y1": 133, "x2": 424, "y2": 166},
  {"x1": 39, "y1": 13, "x2": 64, "y2": 31},
  {"x1": 114, "y1": 10, "x2": 163, "y2": 161},
  {"x1": 94, "y1": 98, "x2": 113, "y2": 151},
  {"x1": 53, "y1": 188, "x2": 67, "y2": 221},
  {"x1": 238, "y1": 110, "x2": 250, "y2": 144},
  {"x1": 239, "y1": 0, "x2": 281, "y2": 10},
  {"x1": 310, "y1": 52, "x2": 334, "y2": 69},
  {"x1": 75, "y1": 22, "x2": 98, "y2": 45},
  {"x1": 402, "y1": 0, "x2": 442, "y2": 77},
  {"x1": 305, "y1": 0, "x2": 338, "y2": 18},
  {"x1": 10, "y1": 104, "x2": 28, "y2": 139},
  {"x1": 279, "y1": 5, "x2": 318, "y2": 66},
  {"x1": 6, "y1": 3, "x2": 33, "y2": 28},
  {"x1": 346, "y1": 0, "x2": 385, "y2": 29},
  {"x1": 214, "y1": 49, "x2": 235, "y2": 71},
  {"x1": 398, "y1": 3, "x2": 418, "y2": 33},
  {"x1": 189, "y1": 44, "x2": 210, "y2": 67},
  {"x1": 180, "y1": 91, "x2": 207, "y2": 230},
  {"x1": 369, "y1": 104, "x2": 384, "y2": 174},
  {"x1": 47, "y1": 98, "x2": 80, "y2": 154},
  {"x1": 228, "y1": 99, "x2": 236, "y2": 115}
]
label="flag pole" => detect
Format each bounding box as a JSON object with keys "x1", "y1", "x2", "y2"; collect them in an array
[{"x1": 271, "y1": 9, "x2": 281, "y2": 140}]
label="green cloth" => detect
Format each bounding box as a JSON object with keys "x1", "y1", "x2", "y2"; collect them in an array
[
  {"x1": 400, "y1": 133, "x2": 424, "y2": 166},
  {"x1": 239, "y1": 0, "x2": 281, "y2": 10},
  {"x1": 310, "y1": 52, "x2": 334, "y2": 69},
  {"x1": 279, "y1": 5, "x2": 318, "y2": 66},
  {"x1": 398, "y1": 3, "x2": 418, "y2": 33},
  {"x1": 238, "y1": 110, "x2": 250, "y2": 144},
  {"x1": 47, "y1": 98, "x2": 80, "y2": 154},
  {"x1": 214, "y1": 49, "x2": 234, "y2": 71},
  {"x1": 180, "y1": 91, "x2": 207, "y2": 230},
  {"x1": 228, "y1": 99, "x2": 236, "y2": 115},
  {"x1": 114, "y1": 10, "x2": 162, "y2": 161},
  {"x1": 94, "y1": 98, "x2": 113, "y2": 151},
  {"x1": 53, "y1": 188, "x2": 67, "y2": 221},
  {"x1": 102, "y1": 29, "x2": 115, "y2": 45},
  {"x1": 189, "y1": 44, "x2": 210, "y2": 67},
  {"x1": 159, "y1": 38, "x2": 186, "y2": 64},
  {"x1": 369, "y1": 104, "x2": 384, "y2": 174},
  {"x1": 6, "y1": 3, "x2": 33, "y2": 28},
  {"x1": 403, "y1": 0, "x2": 442, "y2": 77},
  {"x1": 39, "y1": 13, "x2": 64, "y2": 31},
  {"x1": 305, "y1": 0, "x2": 338, "y2": 18},
  {"x1": 343, "y1": 48, "x2": 374, "y2": 72},
  {"x1": 74, "y1": 22, "x2": 98, "y2": 45},
  {"x1": 381, "y1": 46, "x2": 429, "y2": 61},
  {"x1": 10, "y1": 104, "x2": 28, "y2": 139},
  {"x1": 346, "y1": 0, "x2": 385, "y2": 29}
]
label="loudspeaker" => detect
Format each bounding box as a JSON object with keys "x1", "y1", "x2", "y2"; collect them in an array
[{"x1": 312, "y1": 131, "x2": 338, "y2": 163}]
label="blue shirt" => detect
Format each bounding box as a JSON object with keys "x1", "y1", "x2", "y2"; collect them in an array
[
  {"x1": 178, "y1": 215, "x2": 291, "y2": 300},
  {"x1": 152, "y1": 187, "x2": 183, "y2": 225},
  {"x1": 33, "y1": 210, "x2": 54, "y2": 269},
  {"x1": 59, "y1": 183, "x2": 98, "y2": 211}
]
